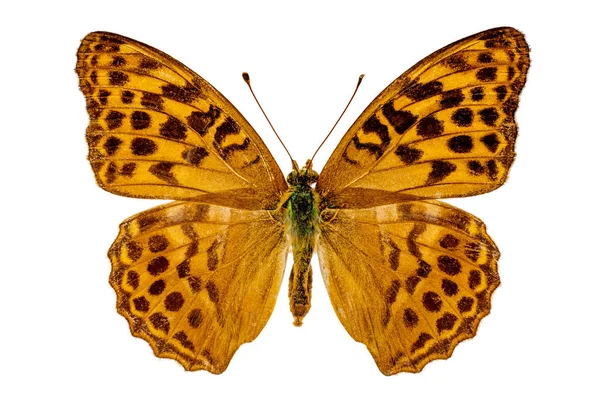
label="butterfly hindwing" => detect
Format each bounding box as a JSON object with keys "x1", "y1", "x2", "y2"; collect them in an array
[
  {"x1": 76, "y1": 32, "x2": 287, "y2": 210},
  {"x1": 109, "y1": 201, "x2": 289, "y2": 373},
  {"x1": 317, "y1": 27, "x2": 530, "y2": 208},
  {"x1": 317, "y1": 200, "x2": 499, "y2": 374}
]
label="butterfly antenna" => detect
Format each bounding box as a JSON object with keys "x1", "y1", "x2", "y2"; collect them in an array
[
  {"x1": 243, "y1": 72, "x2": 298, "y2": 170},
  {"x1": 310, "y1": 74, "x2": 365, "y2": 163}
]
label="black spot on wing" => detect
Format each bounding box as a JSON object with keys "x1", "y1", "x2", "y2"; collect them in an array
[
  {"x1": 479, "y1": 108, "x2": 499, "y2": 126},
  {"x1": 427, "y1": 161, "x2": 456, "y2": 184},
  {"x1": 109, "y1": 71, "x2": 129, "y2": 86},
  {"x1": 470, "y1": 87, "x2": 484, "y2": 101},
  {"x1": 487, "y1": 160, "x2": 498, "y2": 180},
  {"x1": 476, "y1": 67, "x2": 498, "y2": 82},
  {"x1": 481, "y1": 133, "x2": 500, "y2": 153},
  {"x1": 381, "y1": 103, "x2": 417, "y2": 134},
  {"x1": 495, "y1": 85, "x2": 508, "y2": 101},
  {"x1": 353, "y1": 115, "x2": 391, "y2": 159},
  {"x1": 187, "y1": 105, "x2": 220, "y2": 136},
  {"x1": 140, "y1": 92, "x2": 164, "y2": 111},
  {"x1": 149, "y1": 162, "x2": 178, "y2": 184},
  {"x1": 405, "y1": 80, "x2": 443, "y2": 101},
  {"x1": 112, "y1": 56, "x2": 126, "y2": 67},
  {"x1": 139, "y1": 57, "x2": 160, "y2": 70},
  {"x1": 104, "y1": 136, "x2": 122, "y2": 155},
  {"x1": 105, "y1": 111, "x2": 125, "y2": 130},
  {"x1": 447, "y1": 135, "x2": 474, "y2": 153},
  {"x1": 443, "y1": 53, "x2": 470, "y2": 71},
  {"x1": 416, "y1": 116, "x2": 444, "y2": 137},
  {"x1": 161, "y1": 83, "x2": 202, "y2": 104},
  {"x1": 477, "y1": 52, "x2": 493, "y2": 63},
  {"x1": 130, "y1": 137, "x2": 157, "y2": 156},
  {"x1": 98, "y1": 89, "x2": 110, "y2": 105},
  {"x1": 160, "y1": 117, "x2": 187, "y2": 140},
  {"x1": 468, "y1": 160, "x2": 485, "y2": 175},
  {"x1": 213, "y1": 118, "x2": 249, "y2": 158},
  {"x1": 121, "y1": 90, "x2": 134, "y2": 104},
  {"x1": 440, "y1": 89, "x2": 464, "y2": 109},
  {"x1": 130, "y1": 111, "x2": 151, "y2": 130},
  {"x1": 395, "y1": 145, "x2": 423, "y2": 164},
  {"x1": 182, "y1": 147, "x2": 209, "y2": 166},
  {"x1": 451, "y1": 108, "x2": 474, "y2": 127},
  {"x1": 362, "y1": 116, "x2": 391, "y2": 147}
]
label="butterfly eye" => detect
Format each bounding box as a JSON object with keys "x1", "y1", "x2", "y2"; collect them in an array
[
  {"x1": 306, "y1": 169, "x2": 319, "y2": 184},
  {"x1": 286, "y1": 170, "x2": 300, "y2": 185}
]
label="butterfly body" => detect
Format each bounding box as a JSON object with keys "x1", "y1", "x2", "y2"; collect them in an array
[
  {"x1": 284, "y1": 165, "x2": 320, "y2": 326},
  {"x1": 76, "y1": 27, "x2": 529, "y2": 374}
]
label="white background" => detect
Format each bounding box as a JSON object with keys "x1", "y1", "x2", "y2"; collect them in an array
[{"x1": 2, "y1": 0, "x2": 598, "y2": 398}]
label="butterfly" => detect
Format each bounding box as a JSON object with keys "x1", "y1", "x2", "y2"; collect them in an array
[{"x1": 75, "y1": 27, "x2": 529, "y2": 374}]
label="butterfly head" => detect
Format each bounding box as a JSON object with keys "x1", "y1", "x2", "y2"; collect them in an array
[{"x1": 287, "y1": 159, "x2": 319, "y2": 186}]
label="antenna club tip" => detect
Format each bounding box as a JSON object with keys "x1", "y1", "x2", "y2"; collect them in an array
[
  {"x1": 242, "y1": 72, "x2": 250, "y2": 83},
  {"x1": 359, "y1": 74, "x2": 365, "y2": 79}
]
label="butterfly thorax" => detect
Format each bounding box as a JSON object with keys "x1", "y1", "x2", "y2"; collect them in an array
[{"x1": 284, "y1": 166, "x2": 320, "y2": 326}]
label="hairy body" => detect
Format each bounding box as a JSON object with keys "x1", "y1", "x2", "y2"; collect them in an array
[{"x1": 283, "y1": 165, "x2": 320, "y2": 326}]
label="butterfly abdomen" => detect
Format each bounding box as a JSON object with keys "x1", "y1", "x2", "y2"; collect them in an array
[{"x1": 285, "y1": 167, "x2": 320, "y2": 326}]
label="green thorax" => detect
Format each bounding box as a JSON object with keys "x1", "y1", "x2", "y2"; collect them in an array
[{"x1": 286, "y1": 166, "x2": 320, "y2": 239}]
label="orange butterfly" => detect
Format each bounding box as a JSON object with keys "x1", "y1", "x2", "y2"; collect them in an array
[{"x1": 76, "y1": 27, "x2": 529, "y2": 374}]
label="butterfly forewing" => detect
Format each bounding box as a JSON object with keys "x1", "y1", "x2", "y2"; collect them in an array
[
  {"x1": 109, "y1": 201, "x2": 289, "y2": 373},
  {"x1": 317, "y1": 200, "x2": 500, "y2": 374},
  {"x1": 317, "y1": 27, "x2": 530, "y2": 208},
  {"x1": 76, "y1": 32, "x2": 287, "y2": 210}
]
